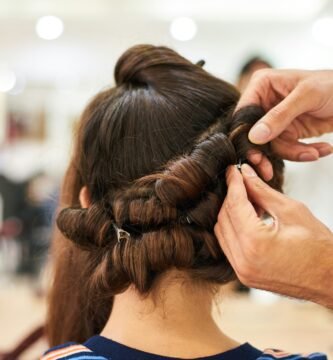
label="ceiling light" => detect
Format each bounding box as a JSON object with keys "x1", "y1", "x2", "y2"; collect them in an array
[
  {"x1": 170, "y1": 17, "x2": 197, "y2": 41},
  {"x1": 36, "y1": 16, "x2": 64, "y2": 40}
]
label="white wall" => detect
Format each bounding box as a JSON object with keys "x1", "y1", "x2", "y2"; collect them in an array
[{"x1": 0, "y1": 93, "x2": 6, "y2": 144}]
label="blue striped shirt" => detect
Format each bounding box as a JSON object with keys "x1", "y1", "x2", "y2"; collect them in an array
[{"x1": 41, "y1": 336, "x2": 328, "y2": 360}]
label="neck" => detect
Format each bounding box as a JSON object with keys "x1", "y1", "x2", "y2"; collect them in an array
[{"x1": 101, "y1": 270, "x2": 238, "y2": 358}]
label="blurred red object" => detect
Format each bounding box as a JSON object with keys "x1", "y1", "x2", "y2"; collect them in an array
[{"x1": 0, "y1": 218, "x2": 22, "y2": 238}]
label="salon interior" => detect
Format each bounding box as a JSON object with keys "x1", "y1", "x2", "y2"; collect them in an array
[{"x1": 0, "y1": 0, "x2": 333, "y2": 359}]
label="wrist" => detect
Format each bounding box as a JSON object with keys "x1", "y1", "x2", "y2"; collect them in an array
[{"x1": 304, "y1": 233, "x2": 333, "y2": 309}]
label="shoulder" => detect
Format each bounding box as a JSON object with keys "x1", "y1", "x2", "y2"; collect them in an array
[
  {"x1": 40, "y1": 342, "x2": 107, "y2": 360},
  {"x1": 257, "y1": 348, "x2": 328, "y2": 360}
]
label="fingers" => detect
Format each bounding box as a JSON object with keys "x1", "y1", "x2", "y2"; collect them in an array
[
  {"x1": 236, "y1": 69, "x2": 270, "y2": 110},
  {"x1": 248, "y1": 85, "x2": 315, "y2": 144},
  {"x1": 272, "y1": 139, "x2": 332, "y2": 162},
  {"x1": 221, "y1": 166, "x2": 259, "y2": 229},
  {"x1": 247, "y1": 150, "x2": 263, "y2": 165},
  {"x1": 215, "y1": 165, "x2": 277, "y2": 281},
  {"x1": 312, "y1": 142, "x2": 333, "y2": 157},
  {"x1": 248, "y1": 139, "x2": 332, "y2": 170},
  {"x1": 272, "y1": 138, "x2": 319, "y2": 161},
  {"x1": 240, "y1": 164, "x2": 288, "y2": 218},
  {"x1": 215, "y1": 164, "x2": 287, "y2": 284},
  {"x1": 215, "y1": 166, "x2": 259, "y2": 270},
  {"x1": 247, "y1": 150, "x2": 273, "y2": 181}
]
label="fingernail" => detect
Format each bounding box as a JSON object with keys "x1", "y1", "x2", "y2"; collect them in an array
[
  {"x1": 298, "y1": 152, "x2": 319, "y2": 161},
  {"x1": 241, "y1": 164, "x2": 257, "y2": 177},
  {"x1": 249, "y1": 123, "x2": 271, "y2": 144}
]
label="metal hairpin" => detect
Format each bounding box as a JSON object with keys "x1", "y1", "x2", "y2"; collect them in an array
[
  {"x1": 112, "y1": 223, "x2": 131, "y2": 243},
  {"x1": 196, "y1": 59, "x2": 206, "y2": 67},
  {"x1": 236, "y1": 158, "x2": 243, "y2": 171},
  {"x1": 185, "y1": 215, "x2": 193, "y2": 224}
]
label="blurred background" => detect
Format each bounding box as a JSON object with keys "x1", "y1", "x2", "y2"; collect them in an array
[{"x1": 0, "y1": 0, "x2": 333, "y2": 359}]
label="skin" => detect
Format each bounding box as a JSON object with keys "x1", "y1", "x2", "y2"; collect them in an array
[
  {"x1": 101, "y1": 273, "x2": 239, "y2": 358},
  {"x1": 215, "y1": 69, "x2": 333, "y2": 308},
  {"x1": 242, "y1": 69, "x2": 333, "y2": 180}
]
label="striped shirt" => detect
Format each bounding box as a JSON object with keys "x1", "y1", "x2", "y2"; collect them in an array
[{"x1": 41, "y1": 336, "x2": 328, "y2": 360}]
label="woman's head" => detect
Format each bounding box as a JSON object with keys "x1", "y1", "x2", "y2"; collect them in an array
[{"x1": 47, "y1": 44, "x2": 284, "y2": 345}]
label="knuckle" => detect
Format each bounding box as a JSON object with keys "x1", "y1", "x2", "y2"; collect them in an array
[
  {"x1": 305, "y1": 78, "x2": 322, "y2": 98},
  {"x1": 253, "y1": 68, "x2": 272, "y2": 82},
  {"x1": 249, "y1": 177, "x2": 266, "y2": 193},
  {"x1": 298, "y1": 80, "x2": 315, "y2": 95},
  {"x1": 247, "y1": 69, "x2": 273, "y2": 90},
  {"x1": 283, "y1": 199, "x2": 308, "y2": 218},
  {"x1": 290, "y1": 199, "x2": 307, "y2": 212},
  {"x1": 268, "y1": 104, "x2": 288, "y2": 120},
  {"x1": 298, "y1": 79, "x2": 322, "y2": 99},
  {"x1": 226, "y1": 187, "x2": 242, "y2": 204}
]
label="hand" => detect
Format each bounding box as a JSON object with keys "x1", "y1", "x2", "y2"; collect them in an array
[
  {"x1": 239, "y1": 69, "x2": 333, "y2": 180},
  {"x1": 214, "y1": 164, "x2": 333, "y2": 308}
]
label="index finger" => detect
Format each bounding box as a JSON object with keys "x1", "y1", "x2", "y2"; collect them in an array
[
  {"x1": 219, "y1": 166, "x2": 260, "y2": 231},
  {"x1": 236, "y1": 68, "x2": 303, "y2": 111},
  {"x1": 235, "y1": 70, "x2": 271, "y2": 111}
]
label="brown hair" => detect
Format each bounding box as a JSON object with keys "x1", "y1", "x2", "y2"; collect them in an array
[{"x1": 47, "y1": 45, "x2": 284, "y2": 346}]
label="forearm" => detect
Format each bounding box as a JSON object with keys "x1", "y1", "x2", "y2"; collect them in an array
[
  {"x1": 266, "y1": 227, "x2": 333, "y2": 308},
  {"x1": 243, "y1": 239, "x2": 333, "y2": 309}
]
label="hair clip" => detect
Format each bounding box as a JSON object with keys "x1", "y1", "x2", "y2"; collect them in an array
[
  {"x1": 185, "y1": 215, "x2": 193, "y2": 224},
  {"x1": 112, "y1": 223, "x2": 131, "y2": 243},
  {"x1": 236, "y1": 158, "x2": 248, "y2": 172},
  {"x1": 196, "y1": 59, "x2": 205, "y2": 67},
  {"x1": 179, "y1": 214, "x2": 193, "y2": 225},
  {"x1": 236, "y1": 158, "x2": 243, "y2": 171}
]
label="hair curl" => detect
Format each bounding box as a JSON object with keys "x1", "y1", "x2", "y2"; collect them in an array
[{"x1": 48, "y1": 44, "x2": 284, "y2": 346}]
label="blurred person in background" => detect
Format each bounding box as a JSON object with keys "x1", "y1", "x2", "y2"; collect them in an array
[
  {"x1": 18, "y1": 172, "x2": 57, "y2": 279},
  {"x1": 0, "y1": 174, "x2": 26, "y2": 276},
  {"x1": 42, "y1": 45, "x2": 327, "y2": 360},
  {"x1": 236, "y1": 56, "x2": 273, "y2": 93},
  {"x1": 0, "y1": 114, "x2": 57, "y2": 283}
]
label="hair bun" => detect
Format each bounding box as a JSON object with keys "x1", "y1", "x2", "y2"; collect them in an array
[{"x1": 114, "y1": 44, "x2": 193, "y2": 87}]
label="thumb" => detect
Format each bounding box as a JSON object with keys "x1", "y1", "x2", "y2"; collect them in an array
[
  {"x1": 248, "y1": 85, "x2": 313, "y2": 144},
  {"x1": 240, "y1": 164, "x2": 288, "y2": 218}
]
